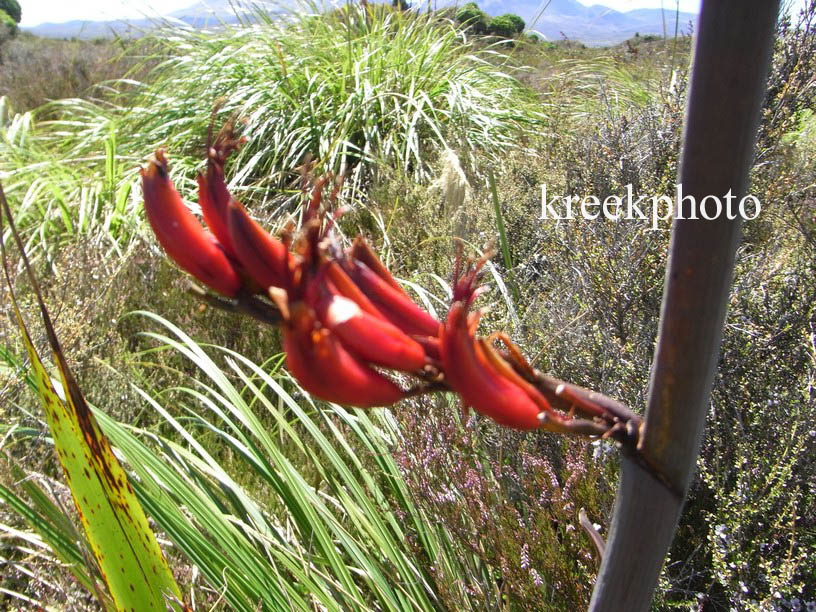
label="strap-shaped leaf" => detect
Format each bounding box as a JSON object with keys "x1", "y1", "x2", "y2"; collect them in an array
[{"x1": 0, "y1": 182, "x2": 184, "y2": 611}]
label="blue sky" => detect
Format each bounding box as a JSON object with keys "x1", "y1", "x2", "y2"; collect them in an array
[{"x1": 19, "y1": 0, "x2": 807, "y2": 27}]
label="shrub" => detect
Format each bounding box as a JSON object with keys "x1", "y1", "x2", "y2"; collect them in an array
[
  {"x1": 0, "y1": 0, "x2": 19, "y2": 23},
  {"x1": 759, "y1": 0, "x2": 816, "y2": 152},
  {"x1": 0, "y1": 35, "x2": 139, "y2": 112},
  {"x1": 395, "y1": 403, "x2": 611, "y2": 610},
  {"x1": 0, "y1": 9, "x2": 16, "y2": 37},
  {"x1": 455, "y1": 2, "x2": 488, "y2": 33},
  {"x1": 488, "y1": 13, "x2": 525, "y2": 37},
  {"x1": 486, "y1": 16, "x2": 516, "y2": 38}
]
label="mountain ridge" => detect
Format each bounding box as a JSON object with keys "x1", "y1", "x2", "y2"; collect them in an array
[{"x1": 24, "y1": 0, "x2": 697, "y2": 45}]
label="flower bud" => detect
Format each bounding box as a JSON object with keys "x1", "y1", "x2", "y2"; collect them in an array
[
  {"x1": 313, "y1": 284, "x2": 426, "y2": 371},
  {"x1": 441, "y1": 300, "x2": 545, "y2": 429},
  {"x1": 227, "y1": 199, "x2": 292, "y2": 291},
  {"x1": 141, "y1": 150, "x2": 241, "y2": 297},
  {"x1": 344, "y1": 259, "x2": 440, "y2": 337},
  {"x1": 283, "y1": 303, "x2": 406, "y2": 408}
]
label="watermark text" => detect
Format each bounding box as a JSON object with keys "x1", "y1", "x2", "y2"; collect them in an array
[{"x1": 540, "y1": 184, "x2": 760, "y2": 230}]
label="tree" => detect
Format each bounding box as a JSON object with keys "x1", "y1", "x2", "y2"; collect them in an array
[
  {"x1": 0, "y1": 9, "x2": 17, "y2": 46},
  {"x1": 503, "y1": 13, "x2": 525, "y2": 34},
  {"x1": 487, "y1": 14, "x2": 525, "y2": 38},
  {"x1": 0, "y1": 0, "x2": 20, "y2": 24},
  {"x1": 455, "y1": 2, "x2": 487, "y2": 34}
]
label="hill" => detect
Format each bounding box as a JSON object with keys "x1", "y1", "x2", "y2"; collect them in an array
[{"x1": 24, "y1": 0, "x2": 696, "y2": 44}]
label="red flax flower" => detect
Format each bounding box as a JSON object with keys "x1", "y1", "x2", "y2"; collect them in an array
[
  {"x1": 342, "y1": 238, "x2": 440, "y2": 338},
  {"x1": 440, "y1": 257, "x2": 598, "y2": 434},
  {"x1": 196, "y1": 131, "x2": 241, "y2": 260},
  {"x1": 198, "y1": 128, "x2": 293, "y2": 292},
  {"x1": 227, "y1": 199, "x2": 292, "y2": 292},
  {"x1": 141, "y1": 137, "x2": 441, "y2": 408},
  {"x1": 268, "y1": 179, "x2": 434, "y2": 406},
  {"x1": 307, "y1": 264, "x2": 427, "y2": 372},
  {"x1": 139, "y1": 128, "x2": 635, "y2": 444},
  {"x1": 141, "y1": 150, "x2": 241, "y2": 297},
  {"x1": 280, "y1": 301, "x2": 407, "y2": 408}
]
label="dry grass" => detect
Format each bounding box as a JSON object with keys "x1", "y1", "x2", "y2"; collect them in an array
[{"x1": 0, "y1": 33, "x2": 139, "y2": 112}]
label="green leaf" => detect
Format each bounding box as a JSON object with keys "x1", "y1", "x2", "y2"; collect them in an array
[{"x1": 0, "y1": 182, "x2": 184, "y2": 611}]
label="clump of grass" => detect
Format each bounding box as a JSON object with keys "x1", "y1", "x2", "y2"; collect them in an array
[
  {"x1": 0, "y1": 103, "x2": 145, "y2": 263},
  {"x1": 121, "y1": 2, "x2": 543, "y2": 187},
  {"x1": 0, "y1": 3, "x2": 543, "y2": 263}
]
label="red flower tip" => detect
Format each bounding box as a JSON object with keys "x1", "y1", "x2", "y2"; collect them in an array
[
  {"x1": 344, "y1": 258, "x2": 440, "y2": 337},
  {"x1": 440, "y1": 299, "x2": 545, "y2": 430},
  {"x1": 141, "y1": 150, "x2": 241, "y2": 297},
  {"x1": 310, "y1": 273, "x2": 427, "y2": 372}
]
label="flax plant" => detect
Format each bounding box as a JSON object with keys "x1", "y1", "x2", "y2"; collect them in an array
[{"x1": 1, "y1": 309, "x2": 486, "y2": 610}]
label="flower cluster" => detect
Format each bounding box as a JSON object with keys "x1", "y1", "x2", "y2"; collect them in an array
[{"x1": 140, "y1": 130, "x2": 635, "y2": 436}]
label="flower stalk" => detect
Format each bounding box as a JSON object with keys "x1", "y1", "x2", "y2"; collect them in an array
[{"x1": 141, "y1": 124, "x2": 666, "y2": 477}]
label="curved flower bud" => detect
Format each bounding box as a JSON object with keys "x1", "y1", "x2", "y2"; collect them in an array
[
  {"x1": 283, "y1": 303, "x2": 406, "y2": 408},
  {"x1": 440, "y1": 300, "x2": 546, "y2": 429},
  {"x1": 324, "y1": 256, "x2": 440, "y2": 363},
  {"x1": 141, "y1": 150, "x2": 241, "y2": 297},
  {"x1": 313, "y1": 284, "x2": 427, "y2": 372},
  {"x1": 197, "y1": 167, "x2": 236, "y2": 259},
  {"x1": 197, "y1": 121, "x2": 250, "y2": 259},
  {"x1": 227, "y1": 199, "x2": 292, "y2": 291},
  {"x1": 344, "y1": 259, "x2": 440, "y2": 337},
  {"x1": 323, "y1": 260, "x2": 386, "y2": 320}
]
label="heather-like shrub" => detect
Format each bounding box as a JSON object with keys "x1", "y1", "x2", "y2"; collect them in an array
[
  {"x1": 0, "y1": 36, "x2": 140, "y2": 112},
  {"x1": 759, "y1": 0, "x2": 816, "y2": 152},
  {"x1": 394, "y1": 397, "x2": 613, "y2": 610},
  {"x1": 379, "y1": 23, "x2": 814, "y2": 607}
]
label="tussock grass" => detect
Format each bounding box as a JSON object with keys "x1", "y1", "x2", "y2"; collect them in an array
[
  {"x1": 0, "y1": 3, "x2": 543, "y2": 263},
  {"x1": 124, "y1": 3, "x2": 543, "y2": 186},
  {"x1": 0, "y1": 98, "x2": 146, "y2": 262}
]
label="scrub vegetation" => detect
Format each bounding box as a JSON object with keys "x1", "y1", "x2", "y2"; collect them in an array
[{"x1": 0, "y1": 2, "x2": 813, "y2": 609}]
